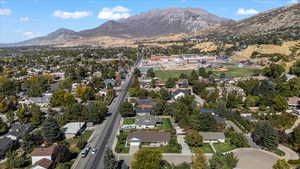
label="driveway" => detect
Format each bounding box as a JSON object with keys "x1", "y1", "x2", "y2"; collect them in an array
[
  {"x1": 177, "y1": 135, "x2": 192, "y2": 155},
  {"x1": 231, "y1": 148, "x2": 279, "y2": 169},
  {"x1": 278, "y1": 144, "x2": 299, "y2": 160},
  {"x1": 286, "y1": 116, "x2": 300, "y2": 134}
]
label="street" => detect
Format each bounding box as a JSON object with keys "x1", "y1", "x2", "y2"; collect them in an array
[{"x1": 72, "y1": 55, "x2": 142, "y2": 169}]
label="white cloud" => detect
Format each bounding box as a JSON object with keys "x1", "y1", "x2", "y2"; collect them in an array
[
  {"x1": 287, "y1": 0, "x2": 298, "y2": 4},
  {"x1": 23, "y1": 32, "x2": 41, "y2": 38},
  {"x1": 20, "y1": 17, "x2": 29, "y2": 22},
  {"x1": 98, "y1": 6, "x2": 130, "y2": 20},
  {"x1": 0, "y1": 8, "x2": 11, "y2": 16},
  {"x1": 53, "y1": 10, "x2": 92, "y2": 19},
  {"x1": 236, "y1": 8, "x2": 259, "y2": 15}
]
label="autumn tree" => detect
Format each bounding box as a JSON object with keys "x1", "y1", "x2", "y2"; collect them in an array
[
  {"x1": 273, "y1": 159, "x2": 290, "y2": 169},
  {"x1": 191, "y1": 148, "x2": 208, "y2": 169},
  {"x1": 131, "y1": 148, "x2": 162, "y2": 169},
  {"x1": 185, "y1": 131, "x2": 203, "y2": 147}
]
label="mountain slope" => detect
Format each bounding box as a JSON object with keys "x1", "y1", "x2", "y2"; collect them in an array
[
  {"x1": 79, "y1": 8, "x2": 234, "y2": 37},
  {"x1": 191, "y1": 4, "x2": 300, "y2": 44}
]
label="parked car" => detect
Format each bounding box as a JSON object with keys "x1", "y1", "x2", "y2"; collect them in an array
[
  {"x1": 81, "y1": 146, "x2": 91, "y2": 158},
  {"x1": 91, "y1": 148, "x2": 97, "y2": 154}
]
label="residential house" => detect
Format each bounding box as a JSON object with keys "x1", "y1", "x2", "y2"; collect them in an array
[
  {"x1": 135, "y1": 113, "x2": 161, "y2": 129},
  {"x1": 62, "y1": 122, "x2": 86, "y2": 139},
  {"x1": 127, "y1": 131, "x2": 171, "y2": 147},
  {"x1": 31, "y1": 158, "x2": 53, "y2": 169},
  {"x1": 200, "y1": 132, "x2": 225, "y2": 143},
  {"x1": 170, "y1": 88, "x2": 192, "y2": 101},
  {"x1": 28, "y1": 93, "x2": 52, "y2": 107},
  {"x1": 104, "y1": 79, "x2": 116, "y2": 88},
  {"x1": 288, "y1": 97, "x2": 300, "y2": 108},
  {"x1": 5, "y1": 122, "x2": 33, "y2": 141},
  {"x1": 31, "y1": 144, "x2": 58, "y2": 165},
  {"x1": 176, "y1": 79, "x2": 189, "y2": 88}
]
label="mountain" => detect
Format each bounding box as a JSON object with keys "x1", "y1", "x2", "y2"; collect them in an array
[
  {"x1": 191, "y1": 4, "x2": 300, "y2": 44},
  {"x1": 20, "y1": 28, "x2": 83, "y2": 46},
  {"x1": 16, "y1": 8, "x2": 233, "y2": 46},
  {"x1": 79, "y1": 8, "x2": 234, "y2": 37}
]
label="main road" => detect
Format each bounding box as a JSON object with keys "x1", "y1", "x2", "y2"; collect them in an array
[{"x1": 72, "y1": 55, "x2": 143, "y2": 169}]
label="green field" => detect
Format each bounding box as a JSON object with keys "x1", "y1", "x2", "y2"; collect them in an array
[
  {"x1": 155, "y1": 68, "x2": 260, "y2": 81},
  {"x1": 123, "y1": 118, "x2": 135, "y2": 125},
  {"x1": 213, "y1": 142, "x2": 236, "y2": 153}
]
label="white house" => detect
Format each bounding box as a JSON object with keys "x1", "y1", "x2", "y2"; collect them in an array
[
  {"x1": 31, "y1": 158, "x2": 52, "y2": 169},
  {"x1": 30, "y1": 144, "x2": 58, "y2": 165},
  {"x1": 199, "y1": 132, "x2": 225, "y2": 143}
]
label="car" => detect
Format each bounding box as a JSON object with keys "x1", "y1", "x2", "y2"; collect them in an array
[
  {"x1": 81, "y1": 146, "x2": 91, "y2": 158},
  {"x1": 91, "y1": 148, "x2": 97, "y2": 154}
]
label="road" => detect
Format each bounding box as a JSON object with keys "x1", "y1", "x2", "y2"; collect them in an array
[{"x1": 72, "y1": 55, "x2": 142, "y2": 169}]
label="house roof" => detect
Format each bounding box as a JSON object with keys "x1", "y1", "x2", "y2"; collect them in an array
[
  {"x1": 63, "y1": 122, "x2": 86, "y2": 134},
  {"x1": 33, "y1": 158, "x2": 52, "y2": 169},
  {"x1": 128, "y1": 131, "x2": 171, "y2": 143},
  {"x1": 136, "y1": 114, "x2": 160, "y2": 126},
  {"x1": 31, "y1": 144, "x2": 58, "y2": 157},
  {"x1": 135, "y1": 108, "x2": 154, "y2": 114},
  {"x1": 0, "y1": 137, "x2": 14, "y2": 151},
  {"x1": 288, "y1": 97, "x2": 300, "y2": 105},
  {"x1": 199, "y1": 132, "x2": 225, "y2": 140}
]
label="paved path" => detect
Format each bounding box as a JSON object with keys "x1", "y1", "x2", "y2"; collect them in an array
[
  {"x1": 278, "y1": 144, "x2": 299, "y2": 160},
  {"x1": 177, "y1": 135, "x2": 192, "y2": 155},
  {"x1": 286, "y1": 116, "x2": 300, "y2": 134}
]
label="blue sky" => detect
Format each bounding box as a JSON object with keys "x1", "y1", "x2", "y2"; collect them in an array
[{"x1": 0, "y1": 0, "x2": 298, "y2": 43}]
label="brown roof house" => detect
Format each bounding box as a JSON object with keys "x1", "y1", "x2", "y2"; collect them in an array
[
  {"x1": 31, "y1": 158, "x2": 53, "y2": 169},
  {"x1": 30, "y1": 144, "x2": 58, "y2": 165},
  {"x1": 127, "y1": 131, "x2": 171, "y2": 147},
  {"x1": 288, "y1": 97, "x2": 300, "y2": 107}
]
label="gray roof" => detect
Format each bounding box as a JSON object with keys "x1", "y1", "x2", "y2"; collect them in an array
[
  {"x1": 28, "y1": 95, "x2": 51, "y2": 104},
  {"x1": 63, "y1": 122, "x2": 86, "y2": 134},
  {"x1": 199, "y1": 132, "x2": 225, "y2": 140},
  {"x1": 135, "y1": 114, "x2": 160, "y2": 126},
  {"x1": 128, "y1": 131, "x2": 171, "y2": 143}
]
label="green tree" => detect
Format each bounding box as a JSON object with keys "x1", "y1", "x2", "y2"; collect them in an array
[
  {"x1": 51, "y1": 90, "x2": 75, "y2": 107},
  {"x1": 134, "y1": 68, "x2": 141, "y2": 77},
  {"x1": 147, "y1": 68, "x2": 155, "y2": 78},
  {"x1": 190, "y1": 112, "x2": 218, "y2": 131},
  {"x1": 191, "y1": 148, "x2": 208, "y2": 169},
  {"x1": 87, "y1": 102, "x2": 108, "y2": 123},
  {"x1": 6, "y1": 152, "x2": 29, "y2": 169},
  {"x1": 119, "y1": 102, "x2": 135, "y2": 117},
  {"x1": 165, "y1": 78, "x2": 176, "y2": 88},
  {"x1": 190, "y1": 70, "x2": 199, "y2": 81},
  {"x1": 272, "y1": 95, "x2": 288, "y2": 112},
  {"x1": 185, "y1": 131, "x2": 203, "y2": 147},
  {"x1": 198, "y1": 68, "x2": 208, "y2": 78},
  {"x1": 21, "y1": 133, "x2": 43, "y2": 153},
  {"x1": 104, "y1": 149, "x2": 116, "y2": 169},
  {"x1": 42, "y1": 117, "x2": 63, "y2": 143},
  {"x1": 16, "y1": 104, "x2": 29, "y2": 124},
  {"x1": 290, "y1": 60, "x2": 300, "y2": 76},
  {"x1": 263, "y1": 63, "x2": 285, "y2": 79},
  {"x1": 59, "y1": 79, "x2": 72, "y2": 91},
  {"x1": 291, "y1": 125, "x2": 300, "y2": 145},
  {"x1": 273, "y1": 159, "x2": 290, "y2": 169},
  {"x1": 209, "y1": 153, "x2": 238, "y2": 169},
  {"x1": 131, "y1": 148, "x2": 163, "y2": 169},
  {"x1": 0, "y1": 118, "x2": 8, "y2": 134},
  {"x1": 30, "y1": 104, "x2": 43, "y2": 126},
  {"x1": 252, "y1": 121, "x2": 279, "y2": 150}
]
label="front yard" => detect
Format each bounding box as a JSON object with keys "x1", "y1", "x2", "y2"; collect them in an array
[
  {"x1": 115, "y1": 130, "x2": 130, "y2": 153},
  {"x1": 213, "y1": 142, "x2": 236, "y2": 153},
  {"x1": 123, "y1": 118, "x2": 135, "y2": 125},
  {"x1": 191, "y1": 143, "x2": 214, "y2": 153}
]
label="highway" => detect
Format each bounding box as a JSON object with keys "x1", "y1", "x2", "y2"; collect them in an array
[{"x1": 72, "y1": 55, "x2": 142, "y2": 169}]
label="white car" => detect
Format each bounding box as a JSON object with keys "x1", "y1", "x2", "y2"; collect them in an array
[{"x1": 91, "y1": 148, "x2": 97, "y2": 154}]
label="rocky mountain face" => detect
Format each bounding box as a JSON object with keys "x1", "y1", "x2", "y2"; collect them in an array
[
  {"x1": 79, "y1": 8, "x2": 234, "y2": 37},
  {"x1": 192, "y1": 4, "x2": 300, "y2": 44},
  {"x1": 18, "y1": 8, "x2": 233, "y2": 46}
]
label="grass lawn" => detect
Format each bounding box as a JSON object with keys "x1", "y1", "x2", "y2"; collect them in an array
[
  {"x1": 191, "y1": 143, "x2": 214, "y2": 154},
  {"x1": 272, "y1": 149, "x2": 286, "y2": 156},
  {"x1": 155, "y1": 68, "x2": 260, "y2": 81},
  {"x1": 213, "y1": 142, "x2": 236, "y2": 153},
  {"x1": 115, "y1": 131, "x2": 130, "y2": 153},
  {"x1": 123, "y1": 118, "x2": 135, "y2": 125},
  {"x1": 155, "y1": 70, "x2": 193, "y2": 81}
]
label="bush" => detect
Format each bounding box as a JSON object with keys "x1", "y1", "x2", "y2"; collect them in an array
[
  {"x1": 76, "y1": 137, "x2": 87, "y2": 149},
  {"x1": 226, "y1": 132, "x2": 249, "y2": 148}
]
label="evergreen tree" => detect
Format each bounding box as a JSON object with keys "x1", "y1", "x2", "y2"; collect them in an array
[
  {"x1": 42, "y1": 117, "x2": 63, "y2": 143},
  {"x1": 252, "y1": 121, "x2": 279, "y2": 150}
]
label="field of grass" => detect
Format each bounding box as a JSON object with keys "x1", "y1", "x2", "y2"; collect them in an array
[
  {"x1": 123, "y1": 118, "x2": 135, "y2": 125},
  {"x1": 155, "y1": 68, "x2": 259, "y2": 81},
  {"x1": 213, "y1": 142, "x2": 236, "y2": 153}
]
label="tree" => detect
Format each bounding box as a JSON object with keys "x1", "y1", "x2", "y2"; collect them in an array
[
  {"x1": 272, "y1": 95, "x2": 288, "y2": 112},
  {"x1": 147, "y1": 68, "x2": 155, "y2": 78},
  {"x1": 273, "y1": 159, "x2": 290, "y2": 169},
  {"x1": 59, "y1": 79, "x2": 72, "y2": 91},
  {"x1": 53, "y1": 144, "x2": 73, "y2": 163},
  {"x1": 190, "y1": 112, "x2": 218, "y2": 131},
  {"x1": 104, "y1": 149, "x2": 116, "y2": 169},
  {"x1": 134, "y1": 68, "x2": 141, "y2": 77},
  {"x1": 6, "y1": 152, "x2": 29, "y2": 169},
  {"x1": 51, "y1": 90, "x2": 75, "y2": 107},
  {"x1": 86, "y1": 102, "x2": 108, "y2": 123},
  {"x1": 119, "y1": 102, "x2": 135, "y2": 117},
  {"x1": 198, "y1": 68, "x2": 208, "y2": 78},
  {"x1": 16, "y1": 104, "x2": 29, "y2": 124},
  {"x1": 191, "y1": 148, "x2": 208, "y2": 169},
  {"x1": 30, "y1": 104, "x2": 43, "y2": 126},
  {"x1": 0, "y1": 118, "x2": 8, "y2": 134},
  {"x1": 251, "y1": 121, "x2": 279, "y2": 150},
  {"x1": 21, "y1": 133, "x2": 43, "y2": 153},
  {"x1": 165, "y1": 78, "x2": 176, "y2": 88},
  {"x1": 42, "y1": 117, "x2": 63, "y2": 143},
  {"x1": 190, "y1": 70, "x2": 198, "y2": 81},
  {"x1": 160, "y1": 88, "x2": 171, "y2": 101},
  {"x1": 185, "y1": 131, "x2": 203, "y2": 147},
  {"x1": 290, "y1": 60, "x2": 300, "y2": 76},
  {"x1": 291, "y1": 125, "x2": 300, "y2": 145},
  {"x1": 209, "y1": 153, "x2": 238, "y2": 169},
  {"x1": 263, "y1": 63, "x2": 285, "y2": 79},
  {"x1": 131, "y1": 148, "x2": 162, "y2": 169}
]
